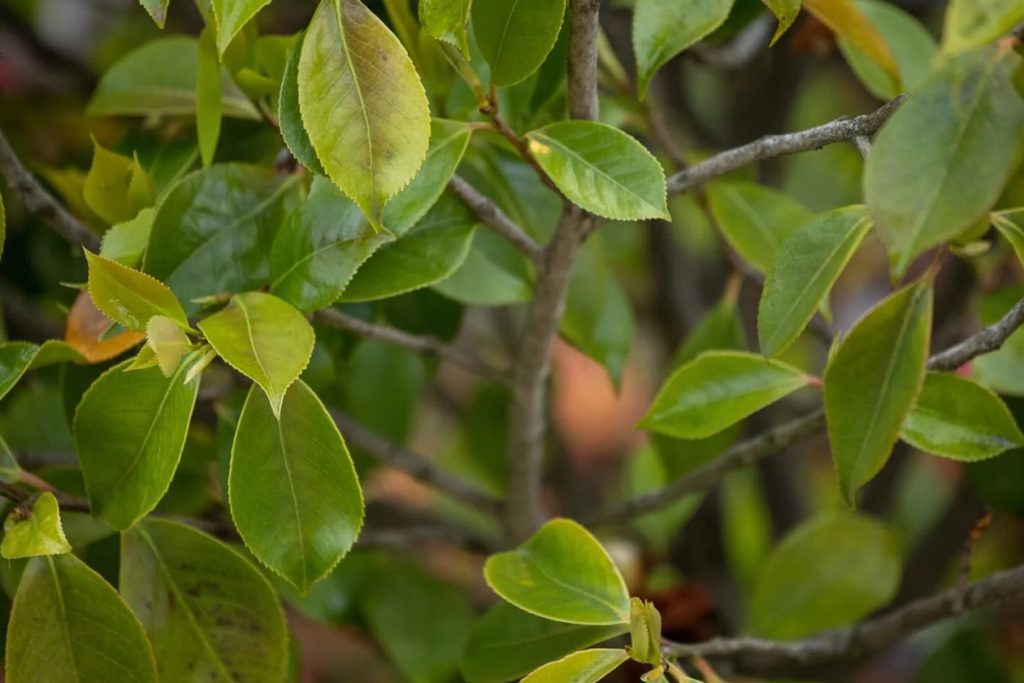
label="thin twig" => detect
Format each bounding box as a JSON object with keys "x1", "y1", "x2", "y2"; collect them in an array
[
  {"x1": 313, "y1": 308, "x2": 512, "y2": 386},
  {"x1": 331, "y1": 410, "x2": 503, "y2": 517},
  {"x1": 0, "y1": 128, "x2": 100, "y2": 251},
  {"x1": 448, "y1": 176, "x2": 544, "y2": 265},
  {"x1": 666, "y1": 97, "x2": 905, "y2": 196},
  {"x1": 663, "y1": 563, "x2": 1024, "y2": 677},
  {"x1": 589, "y1": 293, "x2": 1024, "y2": 526}
]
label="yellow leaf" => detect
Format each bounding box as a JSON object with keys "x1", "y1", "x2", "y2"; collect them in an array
[{"x1": 804, "y1": 0, "x2": 898, "y2": 80}]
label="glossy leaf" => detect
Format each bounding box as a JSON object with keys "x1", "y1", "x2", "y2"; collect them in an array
[
  {"x1": 865, "y1": 48, "x2": 1024, "y2": 276},
  {"x1": 86, "y1": 251, "x2": 189, "y2": 331},
  {"x1": 1, "y1": 492, "x2": 71, "y2": 559},
  {"x1": 121, "y1": 519, "x2": 288, "y2": 682},
  {"x1": 763, "y1": 0, "x2": 802, "y2": 42},
  {"x1": 144, "y1": 164, "x2": 301, "y2": 313},
  {"x1": 340, "y1": 198, "x2": 476, "y2": 302},
  {"x1": 484, "y1": 518, "x2": 630, "y2": 626},
  {"x1": 0, "y1": 340, "x2": 85, "y2": 402},
  {"x1": 522, "y1": 649, "x2": 628, "y2": 683},
  {"x1": 758, "y1": 206, "x2": 872, "y2": 357},
  {"x1": 65, "y1": 291, "x2": 145, "y2": 363},
  {"x1": 824, "y1": 281, "x2": 932, "y2": 503},
  {"x1": 138, "y1": 0, "x2": 170, "y2": 27},
  {"x1": 461, "y1": 602, "x2": 628, "y2": 683},
  {"x1": 902, "y1": 372, "x2": 1024, "y2": 461},
  {"x1": 198, "y1": 292, "x2": 314, "y2": 416},
  {"x1": 706, "y1": 181, "x2": 813, "y2": 272},
  {"x1": 278, "y1": 31, "x2": 324, "y2": 174},
  {"x1": 526, "y1": 121, "x2": 669, "y2": 221},
  {"x1": 87, "y1": 37, "x2": 259, "y2": 119},
  {"x1": 74, "y1": 360, "x2": 200, "y2": 530},
  {"x1": 633, "y1": 0, "x2": 736, "y2": 97},
  {"x1": 944, "y1": 0, "x2": 1024, "y2": 54},
  {"x1": 838, "y1": 0, "x2": 937, "y2": 100},
  {"x1": 211, "y1": 0, "x2": 273, "y2": 54},
  {"x1": 641, "y1": 351, "x2": 811, "y2": 440},
  {"x1": 299, "y1": 0, "x2": 431, "y2": 229},
  {"x1": 749, "y1": 512, "x2": 901, "y2": 639},
  {"x1": 230, "y1": 382, "x2": 363, "y2": 591},
  {"x1": 196, "y1": 26, "x2": 222, "y2": 167},
  {"x1": 83, "y1": 138, "x2": 154, "y2": 225},
  {"x1": 803, "y1": 0, "x2": 897, "y2": 78},
  {"x1": 473, "y1": 0, "x2": 567, "y2": 87},
  {"x1": 7, "y1": 554, "x2": 157, "y2": 682},
  {"x1": 270, "y1": 176, "x2": 388, "y2": 313},
  {"x1": 421, "y1": 0, "x2": 472, "y2": 57}
]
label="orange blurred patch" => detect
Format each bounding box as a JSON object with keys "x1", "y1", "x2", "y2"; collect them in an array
[{"x1": 65, "y1": 291, "x2": 143, "y2": 363}]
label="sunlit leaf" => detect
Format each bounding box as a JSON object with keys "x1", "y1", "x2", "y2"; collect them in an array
[
  {"x1": 803, "y1": 0, "x2": 897, "y2": 79},
  {"x1": 211, "y1": 0, "x2": 274, "y2": 54},
  {"x1": 522, "y1": 649, "x2": 629, "y2": 683},
  {"x1": 86, "y1": 251, "x2": 189, "y2": 332},
  {"x1": 1, "y1": 493, "x2": 71, "y2": 559}
]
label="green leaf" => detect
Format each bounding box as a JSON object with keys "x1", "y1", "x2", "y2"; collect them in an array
[
  {"x1": 706, "y1": 181, "x2": 813, "y2": 273},
  {"x1": 340, "y1": 197, "x2": 476, "y2": 302},
  {"x1": 121, "y1": 519, "x2": 288, "y2": 682},
  {"x1": 138, "y1": 0, "x2": 170, "y2": 27},
  {"x1": 993, "y1": 208, "x2": 1024, "y2": 266},
  {"x1": 88, "y1": 37, "x2": 259, "y2": 119},
  {"x1": 1, "y1": 493, "x2": 71, "y2": 559},
  {"x1": 197, "y1": 26, "x2": 222, "y2": 167},
  {"x1": 641, "y1": 351, "x2": 811, "y2": 440},
  {"x1": 824, "y1": 281, "x2": 932, "y2": 503},
  {"x1": 633, "y1": 0, "x2": 736, "y2": 97},
  {"x1": 943, "y1": 0, "x2": 1024, "y2": 54},
  {"x1": 758, "y1": 206, "x2": 872, "y2": 357},
  {"x1": 143, "y1": 164, "x2": 301, "y2": 313},
  {"x1": 749, "y1": 512, "x2": 902, "y2": 639},
  {"x1": 484, "y1": 518, "x2": 630, "y2": 626},
  {"x1": 433, "y1": 229, "x2": 534, "y2": 305},
  {"x1": 361, "y1": 561, "x2": 475, "y2": 683},
  {"x1": 522, "y1": 649, "x2": 629, "y2": 683},
  {"x1": 211, "y1": 0, "x2": 273, "y2": 54},
  {"x1": 561, "y1": 238, "x2": 634, "y2": 386},
  {"x1": 278, "y1": 31, "x2": 325, "y2": 175},
  {"x1": 7, "y1": 554, "x2": 157, "y2": 682},
  {"x1": 421, "y1": 0, "x2": 472, "y2": 57},
  {"x1": 762, "y1": 0, "x2": 802, "y2": 43},
  {"x1": 86, "y1": 251, "x2": 189, "y2": 331},
  {"x1": 902, "y1": 372, "x2": 1024, "y2": 461},
  {"x1": 83, "y1": 138, "x2": 154, "y2": 225},
  {"x1": 198, "y1": 292, "x2": 314, "y2": 416},
  {"x1": 383, "y1": 119, "x2": 473, "y2": 235},
  {"x1": 100, "y1": 207, "x2": 155, "y2": 268},
  {"x1": 804, "y1": 0, "x2": 897, "y2": 78},
  {"x1": 838, "y1": 0, "x2": 937, "y2": 100},
  {"x1": 526, "y1": 121, "x2": 669, "y2": 221},
  {"x1": 628, "y1": 598, "x2": 662, "y2": 666},
  {"x1": 270, "y1": 176, "x2": 389, "y2": 313},
  {"x1": 230, "y1": 381, "x2": 363, "y2": 591},
  {"x1": 0, "y1": 341, "x2": 86, "y2": 402},
  {"x1": 461, "y1": 602, "x2": 629, "y2": 683},
  {"x1": 865, "y1": 48, "x2": 1024, "y2": 277},
  {"x1": 472, "y1": 0, "x2": 567, "y2": 87},
  {"x1": 146, "y1": 315, "x2": 192, "y2": 376},
  {"x1": 74, "y1": 360, "x2": 200, "y2": 530},
  {"x1": 299, "y1": 0, "x2": 431, "y2": 229}
]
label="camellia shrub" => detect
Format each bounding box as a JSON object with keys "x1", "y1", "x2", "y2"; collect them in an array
[{"x1": 2, "y1": 0, "x2": 1024, "y2": 680}]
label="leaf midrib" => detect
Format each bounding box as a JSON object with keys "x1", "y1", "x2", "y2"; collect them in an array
[
  {"x1": 46, "y1": 558, "x2": 82, "y2": 682},
  {"x1": 333, "y1": 0, "x2": 376, "y2": 204},
  {"x1": 274, "y1": 407, "x2": 309, "y2": 588}
]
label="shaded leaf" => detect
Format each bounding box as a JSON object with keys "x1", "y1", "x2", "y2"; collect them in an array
[
  {"x1": 83, "y1": 138, "x2": 154, "y2": 225},
  {"x1": 762, "y1": 0, "x2": 802, "y2": 43},
  {"x1": 278, "y1": 30, "x2": 325, "y2": 174},
  {"x1": 146, "y1": 315, "x2": 192, "y2": 376},
  {"x1": 641, "y1": 351, "x2": 811, "y2": 440},
  {"x1": 1, "y1": 493, "x2": 71, "y2": 559},
  {"x1": 196, "y1": 26, "x2": 222, "y2": 167},
  {"x1": 121, "y1": 519, "x2": 288, "y2": 682},
  {"x1": 299, "y1": 0, "x2": 431, "y2": 228},
  {"x1": 7, "y1": 554, "x2": 157, "y2": 682},
  {"x1": 421, "y1": 0, "x2": 472, "y2": 57},
  {"x1": 100, "y1": 207, "x2": 155, "y2": 268},
  {"x1": 993, "y1": 208, "x2": 1024, "y2": 266},
  {"x1": 484, "y1": 518, "x2": 630, "y2": 626},
  {"x1": 230, "y1": 381, "x2": 363, "y2": 591},
  {"x1": 758, "y1": 206, "x2": 872, "y2": 357},
  {"x1": 865, "y1": 48, "x2": 1024, "y2": 276},
  {"x1": 902, "y1": 372, "x2": 1024, "y2": 461},
  {"x1": 198, "y1": 292, "x2": 314, "y2": 416},
  {"x1": 749, "y1": 512, "x2": 901, "y2": 639},
  {"x1": 473, "y1": 0, "x2": 567, "y2": 87},
  {"x1": 633, "y1": 0, "x2": 736, "y2": 97},
  {"x1": 943, "y1": 0, "x2": 1024, "y2": 54},
  {"x1": 804, "y1": 0, "x2": 897, "y2": 78},
  {"x1": 74, "y1": 360, "x2": 200, "y2": 530},
  {"x1": 527, "y1": 121, "x2": 669, "y2": 221},
  {"x1": 0, "y1": 190, "x2": 4, "y2": 262},
  {"x1": 433, "y1": 229, "x2": 534, "y2": 305},
  {"x1": 0, "y1": 340, "x2": 85, "y2": 402},
  {"x1": 824, "y1": 281, "x2": 932, "y2": 502},
  {"x1": 86, "y1": 251, "x2": 189, "y2": 331},
  {"x1": 138, "y1": 0, "x2": 170, "y2": 27},
  {"x1": 211, "y1": 0, "x2": 274, "y2": 54}
]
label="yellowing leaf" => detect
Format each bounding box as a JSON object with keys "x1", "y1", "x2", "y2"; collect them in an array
[
  {"x1": 146, "y1": 315, "x2": 192, "y2": 376},
  {"x1": 298, "y1": 0, "x2": 431, "y2": 229},
  {"x1": 65, "y1": 291, "x2": 145, "y2": 364},
  {"x1": 804, "y1": 0, "x2": 897, "y2": 79},
  {"x1": 1, "y1": 493, "x2": 71, "y2": 559},
  {"x1": 83, "y1": 138, "x2": 154, "y2": 225}
]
